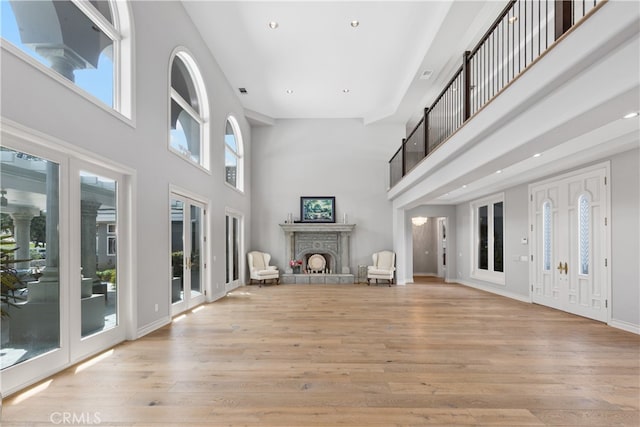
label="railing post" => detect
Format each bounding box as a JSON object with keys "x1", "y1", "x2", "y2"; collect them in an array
[
  {"x1": 423, "y1": 108, "x2": 429, "y2": 157},
  {"x1": 401, "y1": 138, "x2": 407, "y2": 176},
  {"x1": 555, "y1": 0, "x2": 573, "y2": 39},
  {"x1": 462, "y1": 50, "x2": 471, "y2": 121}
]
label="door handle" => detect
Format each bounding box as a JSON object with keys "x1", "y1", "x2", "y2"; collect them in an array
[
  {"x1": 563, "y1": 262, "x2": 568, "y2": 275},
  {"x1": 557, "y1": 262, "x2": 564, "y2": 273}
]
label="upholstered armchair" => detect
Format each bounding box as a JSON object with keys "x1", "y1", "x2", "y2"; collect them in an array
[
  {"x1": 367, "y1": 250, "x2": 396, "y2": 286},
  {"x1": 247, "y1": 251, "x2": 280, "y2": 286}
]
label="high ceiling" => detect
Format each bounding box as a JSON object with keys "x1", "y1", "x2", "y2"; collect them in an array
[{"x1": 181, "y1": 0, "x2": 507, "y2": 126}]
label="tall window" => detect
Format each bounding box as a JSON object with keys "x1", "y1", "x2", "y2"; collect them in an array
[
  {"x1": 471, "y1": 194, "x2": 505, "y2": 284},
  {"x1": 0, "y1": 0, "x2": 133, "y2": 117},
  {"x1": 224, "y1": 116, "x2": 243, "y2": 190},
  {"x1": 169, "y1": 50, "x2": 209, "y2": 169}
]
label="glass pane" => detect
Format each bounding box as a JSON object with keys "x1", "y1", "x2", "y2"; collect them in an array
[
  {"x1": 170, "y1": 99, "x2": 201, "y2": 164},
  {"x1": 89, "y1": 0, "x2": 113, "y2": 24},
  {"x1": 190, "y1": 205, "x2": 202, "y2": 296},
  {"x1": 171, "y1": 56, "x2": 199, "y2": 113},
  {"x1": 225, "y1": 148, "x2": 237, "y2": 187},
  {"x1": 1, "y1": 148, "x2": 60, "y2": 369},
  {"x1": 171, "y1": 199, "x2": 184, "y2": 303},
  {"x1": 225, "y1": 216, "x2": 230, "y2": 283},
  {"x1": 1, "y1": 0, "x2": 114, "y2": 107},
  {"x1": 579, "y1": 195, "x2": 590, "y2": 275},
  {"x1": 233, "y1": 217, "x2": 239, "y2": 281},
  {"x1": 80, "y1": 171, "x2": 117, "y2": 338},
  {"x1": 478, "y1": 205, "x2": 488, "y2": 270},
  {"x1": 542, "y1": 201, "x2": 552, "y2": 271},
  {"x1": 225, "y1": 121, "x2": 237, "y2": 152},
  {"x1": 493, "y1": 202, "x2": 504, "y2": 273}
]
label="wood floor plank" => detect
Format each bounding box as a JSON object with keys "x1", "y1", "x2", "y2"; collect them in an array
[{"x1": 1, "y1": 282, "x2": 638, "y2": 426}]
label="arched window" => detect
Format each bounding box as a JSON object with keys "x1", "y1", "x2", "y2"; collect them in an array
[
  {"x1": 169, "y1": 50, "x2": 209, "y2": 169},
  {"x1": 224, "y1": 116, "x2": 243, "y2": 190},
  {"x1": 542, "y1": 200, "x2": 552, "y2": 271},
  {"x1": 1, "y1": 0, "x2": 133, "y2": 118},
  {"x1": 578, "y1": 194, "x2": 590, "y2": 275}
]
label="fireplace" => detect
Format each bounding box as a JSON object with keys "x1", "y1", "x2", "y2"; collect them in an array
[{"x1": 279, "y1": 223, "x2": 355, "y2": 284}]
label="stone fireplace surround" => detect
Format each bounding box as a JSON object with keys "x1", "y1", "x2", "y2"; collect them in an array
[{"x1": 279, "y1": 223, "x2": 355, "y2": 284}]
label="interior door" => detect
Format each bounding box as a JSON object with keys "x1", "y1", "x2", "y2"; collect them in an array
[
  {"x1": 170, "y1": 194, "x2": 206, "y2": 316},
  {"x1": 530, "y1": 165, "x2": 609, "y2": 322}
]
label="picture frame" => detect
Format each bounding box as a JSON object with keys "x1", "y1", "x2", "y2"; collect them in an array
[{"x1": 300, "y1": 196, "x2": 336, "y2": 223}]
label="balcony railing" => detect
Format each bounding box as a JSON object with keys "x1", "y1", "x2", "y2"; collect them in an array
[{"x1": 389, "y1": 0, "x2": 605, "y2": 188}]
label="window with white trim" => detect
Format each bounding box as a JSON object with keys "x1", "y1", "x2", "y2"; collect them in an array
[
  {"x1": 471, "y1": 193, "x2": 505, "y2": 284},
  {"x1": 224, "y1": 116, "x2": 243, "y2": 190},
  {"x1": 169, "y1": 50, "x2": 209, "y2": 169},
  {"x1": 0, "y1": 0, "x2": 133, "y2": 117}
]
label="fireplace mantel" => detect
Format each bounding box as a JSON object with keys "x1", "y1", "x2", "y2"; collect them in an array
[
  {"x1": 279, "y1": 223, "x2": 355, "y2": 233},
  {"x1": 279, "y1": 223, "x2": 355, "y2": 281}
]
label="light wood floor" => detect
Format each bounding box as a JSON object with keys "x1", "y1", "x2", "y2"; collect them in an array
[{"x1": 2, "y1": 282, "x2": 639, "y2": 426}]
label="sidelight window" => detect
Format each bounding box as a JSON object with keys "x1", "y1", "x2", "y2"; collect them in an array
[
  {"x1": 578, "y1": 194, "x2": 590, "y2": 275},
  {"x1": 542, "y1": 201, "x2": 552, "y2": 271}
]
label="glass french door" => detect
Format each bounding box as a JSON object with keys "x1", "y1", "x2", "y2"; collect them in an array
[
  {"x1": 170, "y1": 193, "x2": 206, "y2": 316},
  {"x1": 72, "y1": 163, "x2": 126, "y2": 359},
  {"x1": 225, "y1": 211, "x2": 242, "y2": 291},
  {"x1": 1, "y1": 141, "x2": 130, "y2": 396}
]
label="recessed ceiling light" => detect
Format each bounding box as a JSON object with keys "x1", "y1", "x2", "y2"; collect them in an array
[
  {"x1": 623, "y1": 112, "x2": 639, "y2": 119},
  {"x1": 350, "y1": 20, "x2": 359, "y2": 28},
  {"x1": 533, "y1": 153, "x2": 542, "y2": 158},
  {"x1": 508, "y1": 16, "x2": 518, "y2": 24},
  {"x1": 496, "y1": 170, "x2": 503, "y2": 174},
  {"x1": 462, "y1": 184, "x2": 467, "y2": 189},
  {"x1": 286, "y1": 89, "x2": 293, "y2": 94},
  {"x1": 343, "y1": 89, "x2": 350, "y2": 93},
  {"x1": 268, "y1": 21, "x2": 279, "y2": 29}
]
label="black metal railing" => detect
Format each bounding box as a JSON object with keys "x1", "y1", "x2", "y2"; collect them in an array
[{"x1": 389, "y1": 0, "x2": 604, "y2": 188}]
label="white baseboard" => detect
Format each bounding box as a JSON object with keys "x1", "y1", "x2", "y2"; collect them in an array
[
  {"x1": 136, "y1": 316, "x2": 170, "y2": 339},
  {"x1": 609, "y1": 319, "x2": 640, "y2": 335},
  {"x1": 455, "y1": 278, "x2": 531, "y2": 303}
]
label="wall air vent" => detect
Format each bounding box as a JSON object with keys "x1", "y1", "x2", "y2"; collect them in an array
[{"x1": 238, "y1": 88, "x2": 248, "y2": 94}]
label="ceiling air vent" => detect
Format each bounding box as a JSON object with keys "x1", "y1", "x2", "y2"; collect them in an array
[
  {"x1": 419, "y1": 70, "x2": 433, "y2": 80},
  {"x1": 238, "y1": 88, "x2": 248, "y2": 94}
]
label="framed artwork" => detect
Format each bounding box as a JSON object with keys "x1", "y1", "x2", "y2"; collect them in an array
[{"x1": 300, "y1": 196, "x2": 335, "y2": 223}]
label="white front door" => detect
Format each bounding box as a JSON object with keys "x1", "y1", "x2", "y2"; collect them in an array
[{"x1": 530, "y1": 164, "x2": 609, "y2": 322}]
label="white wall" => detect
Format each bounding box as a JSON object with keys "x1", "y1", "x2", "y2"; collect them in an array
[
  {"x1": 0, "y1": 1, "x2": 252, "y2": 334},
  {"x1": 250, "y1": 119, "x2": 403, "y2": 272},
  {"x1": 610, "y1": 148, "x2": 640, "y2": 328}
]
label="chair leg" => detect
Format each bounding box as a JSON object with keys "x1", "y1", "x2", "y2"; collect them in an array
[{"x1": 367, "y1": 278, "x2": 370, "y2": 286}]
